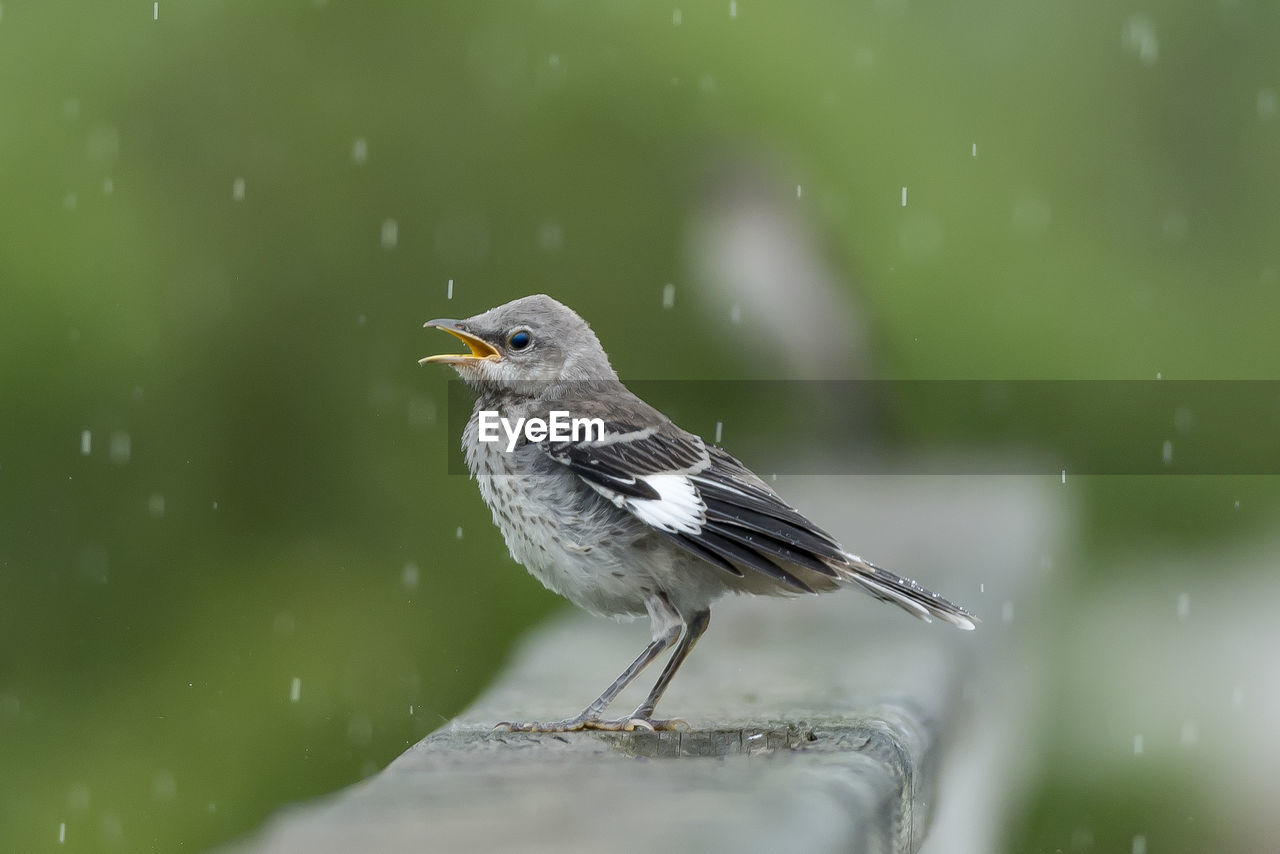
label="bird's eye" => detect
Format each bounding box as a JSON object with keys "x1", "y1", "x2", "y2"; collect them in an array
[{"x1": 507, "y1": 330, "x2": 532, "y2": 350}]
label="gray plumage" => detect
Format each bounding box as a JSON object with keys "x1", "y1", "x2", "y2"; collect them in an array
[{"x1": 421, "y1": 294, "x2": 976, "y2": 732}]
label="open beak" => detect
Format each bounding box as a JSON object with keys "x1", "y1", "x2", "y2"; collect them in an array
[{"x1": 419, "y1": 319, "x2": 501, "y2": 366}]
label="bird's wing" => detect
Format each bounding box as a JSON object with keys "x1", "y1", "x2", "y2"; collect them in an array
[
  {"x1": 538, "y1": 394, "x2": 978, "y2": 628},
  {"x1": 539, "y1": 396, "x2": 847, "y2": 593}
]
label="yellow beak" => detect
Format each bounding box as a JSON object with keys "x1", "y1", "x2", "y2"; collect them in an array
[{"x1": 419, "y1": 319, "x2": 501, "y2": 366}]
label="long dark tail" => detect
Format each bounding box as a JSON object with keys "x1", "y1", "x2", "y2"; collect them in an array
[{"x1": 836, "y1": 553, "x2": 978, "y2": 630}]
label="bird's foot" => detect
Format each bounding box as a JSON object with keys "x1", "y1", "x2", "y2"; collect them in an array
[{"x1": 582, "y1": 716, "x2": 690, "y2": 732}]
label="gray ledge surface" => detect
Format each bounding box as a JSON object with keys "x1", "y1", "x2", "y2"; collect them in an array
[{"x1": 230, "y1": 474, "x2": 1067, "y2": 854}]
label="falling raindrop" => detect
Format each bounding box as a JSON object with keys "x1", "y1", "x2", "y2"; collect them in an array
[
  {"x1": 900, "y1": 186, "x2": 908, "y2": 207},
  {"x1": 661, "y1": 283, "x2": 676, "y2": 309},
  {"x1": 232, "y1": 177, "x2": 245, "y2": 201},
  {"x1": 1131, "y1": 834, "x2": 1147, "y2": 854},
  {"x1": 537, "y1": 220, "x2": 563, "y2": 252},
  {"x1": 80, "y1": 430, "x2": 92, "y2": 456},
  {"x1": 380, "y1": 219, "x2": 398, "y2": 249},
  {"x1": 1121, "y1": 15, "x2": 1158, "y2": 66},
  {"x1": 447, "y1": 279, "x2": 454, "y2": 300},
  {"x1": 289, "y1": 677, "x2": 301, "y2": 703},
  {"x1": 1174, "y1": 406, "x2": 1193, "y2": 435},
  {"x1": 1162, "y1": 440, "x2": 1173, "y2": 465},
  {"x1": 352, "y1": 137, "x2": 368, "y2": 165},
  {"x1": 971, "y1": 143, "x2": 977, "y2": 157},
  {"x1": 402, "y1": 562, "x2": 420, "y2": 590},
  {"x1": 456, "y1": 526, "x2": 464, "y2": 540},
  {"x1": 1257, "y1": 88, "x2": 1276, "y2": 121},
  {"x1": 714, "y1": 421, "x2": 723, "y2": 443}
]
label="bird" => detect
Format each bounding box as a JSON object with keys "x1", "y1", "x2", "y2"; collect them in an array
[{"x1": 420, "y1": 294, "x2": 976, "y2": 732}]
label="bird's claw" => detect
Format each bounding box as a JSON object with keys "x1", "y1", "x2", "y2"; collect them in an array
[{"x1": 584, "y1": 716, "x2": 690, "y2": 732}]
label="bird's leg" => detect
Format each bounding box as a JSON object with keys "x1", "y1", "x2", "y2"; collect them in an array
[
  {"x1": 589, "y1": 608, "x2": 710, "y2": 732},
  {"x1": 495, "y1": 596, "x2": 684, "y2": 733}
]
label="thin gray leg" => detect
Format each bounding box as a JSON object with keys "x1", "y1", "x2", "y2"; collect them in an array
[
  {"x1": 628, "y1": 608, "x2": 711, "y2": 721},
  {"x1": 495, "y1": 596, "x2": 684, "y2": 733}
]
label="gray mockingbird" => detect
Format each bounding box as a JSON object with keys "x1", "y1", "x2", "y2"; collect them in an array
[{"x1": 421, "y1": 294, "x2": 976, "y2": 732}]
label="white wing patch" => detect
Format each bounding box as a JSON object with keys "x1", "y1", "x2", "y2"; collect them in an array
[{"x1": 624, "y1": 473, "x2": 705, "y2": 535}]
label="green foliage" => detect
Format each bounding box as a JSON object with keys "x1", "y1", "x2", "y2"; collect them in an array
[{"x1": 1, "y1": 0, "x2": 1276, "y2": 850}]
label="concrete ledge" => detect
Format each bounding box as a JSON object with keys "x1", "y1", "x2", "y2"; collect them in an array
[
  {"x1": 232, "y1": 620, "x2": 955, "y2": 854},
  {"x1": 228, "y1": 474, "x2": 1067, "y2": 854}
]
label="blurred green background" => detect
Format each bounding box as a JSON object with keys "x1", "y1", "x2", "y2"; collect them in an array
[{"x1": 2, "y1": 1, "x2": 1278, "y2": 851}]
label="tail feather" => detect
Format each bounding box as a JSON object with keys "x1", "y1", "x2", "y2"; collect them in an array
[{"x1": 837, "y1": 554, "x2": 978, "y2": 630}]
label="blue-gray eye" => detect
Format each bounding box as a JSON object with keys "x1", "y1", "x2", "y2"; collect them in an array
[{"x1": 508, "y1": 330, "x2": 532, "y2": 350}]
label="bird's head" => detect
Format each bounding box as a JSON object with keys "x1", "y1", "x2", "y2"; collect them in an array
[{"x1": 420, "y1": 294, "x2": 617, "y2": 390}]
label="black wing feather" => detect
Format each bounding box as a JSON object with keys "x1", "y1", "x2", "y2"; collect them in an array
[
  {"x1": 701, "y1": 515, "x2": 838, "y2": 578},
  {"x1": 536, "y1": 395, "x2": 842, "y2": 590},
  {"x1": 676, "y1": 528, "x2": 814, "y2": 593},
  {"x1": 703, "y1": 498, "x2": 845, "y2": 565}
]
